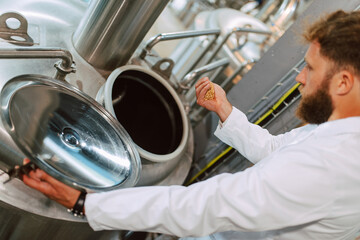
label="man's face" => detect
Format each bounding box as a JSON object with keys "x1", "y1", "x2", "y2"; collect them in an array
[{"x1": 295, "y1": 42, "x2": 334, "y2": 124}]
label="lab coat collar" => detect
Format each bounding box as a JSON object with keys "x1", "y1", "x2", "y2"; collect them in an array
[{"x1": 313, "y1": 116, "x2": 360, "y2": 136}]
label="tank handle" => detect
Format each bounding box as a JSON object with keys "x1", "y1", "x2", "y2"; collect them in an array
[
  {"x1": 151, "y1": 58, "x2": 175, "y2": 80},
  {"x1": 0, "y1": 12, "x2": 34, "y2": 46}
]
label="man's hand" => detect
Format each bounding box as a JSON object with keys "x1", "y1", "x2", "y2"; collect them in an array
[
  {"x1": 22, "y1": 158, "x2": 82, "y2": 210},
  {"x1": 195, "y1": 77, "x2": 233, "y2": 122}
]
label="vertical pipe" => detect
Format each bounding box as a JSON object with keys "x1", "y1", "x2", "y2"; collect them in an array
[
  {"x1": 73, "y1": 0, "x2": 170, "y2": 71},
  {"x1": 270, "y1": 0, "x2": 300, "y2": 28}
]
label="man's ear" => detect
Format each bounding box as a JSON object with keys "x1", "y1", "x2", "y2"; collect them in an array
[{"x1": 335, "y1": 70, "x2": 354, "y2": 95}]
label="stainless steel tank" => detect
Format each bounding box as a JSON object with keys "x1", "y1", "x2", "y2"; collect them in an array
[
  {"x1": 0, "y1": 178, "x2": 120, "y2": 240},
  {"x1": 170, "y1": 8, "x2": 271, "y2": 79},
  {"x1": 0, "y1": 0, "x2": 193, "y2": 239},
  {"x1": 169, "y1": 0, "x2": 300, "y2": 88}
]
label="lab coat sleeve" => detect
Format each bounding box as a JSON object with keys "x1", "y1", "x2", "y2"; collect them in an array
[
  {"x1": 214, "y1": 107, "x2": 309, "y2": 164},
  {"x1": 85, "y1": 145, "x2": 333, "y2": 237}
]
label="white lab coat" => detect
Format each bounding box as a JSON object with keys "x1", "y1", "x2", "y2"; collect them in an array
[{"x1": 85, "y1": 107, "x2": 360, "y2": 239}]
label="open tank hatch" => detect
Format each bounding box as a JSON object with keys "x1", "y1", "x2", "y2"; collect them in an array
[{"x1": 111, "y1": 70, "x2": 184, "y2": 155}]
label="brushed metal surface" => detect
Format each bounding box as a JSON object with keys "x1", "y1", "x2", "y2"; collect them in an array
[{"x1": 73, "y1": 0, "x2": 170, "y2": 71}]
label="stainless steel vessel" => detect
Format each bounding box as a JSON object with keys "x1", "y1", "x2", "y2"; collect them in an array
[
  {"x1": 0, "y1": 0, "x2": 195, "y2": 185},
  {"x1": 73, "y1": 0, "x2": 169, "y2": 71},
  {"x1": 0, "y1": 178, "x2": 120, "y2": 240},
  {"x1": 0, "y1": 0, "x2": 193, "y2": 239}
]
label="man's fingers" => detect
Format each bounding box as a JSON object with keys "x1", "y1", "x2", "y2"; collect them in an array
[
  {"x1": 196, "y1": 83, "x2": 209, "y2": 98},
  {"x1": 195, "y1": 79, "x2": 207, "y2": 93},
  {"x1": 21, "y1": 159, "x2": 82, "y2": 209},
  {"x1": 21, "y1": 160, "x2": 57, "y2": 194},
  {"x1": 195, "y1": 80, "x2": 211, "y2": 98},
  {"x1": 34, "y1": 169, "x2": 65, "y2": 188},
  {"x1": 195, "y1": 77, "x2": 209, "y2": 88},
  {"x1": 27, "y1": 168, "x2": 41, "y2": 181},
  {"x1": 22, "y1": 158, "x2": 61, "y2": 187},
  {"x1": 23, "y1": 173, "x2": 52, "y2": 195}
]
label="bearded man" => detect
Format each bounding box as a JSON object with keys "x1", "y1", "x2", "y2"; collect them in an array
[{"x1": 23, "y1": 10, "x2": 360, "y2": 240}]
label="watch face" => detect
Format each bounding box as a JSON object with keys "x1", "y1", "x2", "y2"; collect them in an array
[{"x1": 0, "y1": 74, "x2": 141, "y2": 192}]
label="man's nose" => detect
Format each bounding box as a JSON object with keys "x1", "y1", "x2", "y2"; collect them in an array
[{"x1": 294, "y1": 67, "x2": 305, "y2": 85}]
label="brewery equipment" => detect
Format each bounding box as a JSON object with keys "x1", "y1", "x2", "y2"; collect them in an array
[{"x1": 1, "y1": 0, "x2": 355, "y2": 239}]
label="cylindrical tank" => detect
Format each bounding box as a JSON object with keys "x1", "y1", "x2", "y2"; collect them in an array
[
  {"x1": 0, "y1": 0, "x2": 193, "y2": 239},
  {"x1": 73, "y1": 0, "x2": 169, "y2": 71},
  {"x1": 0, "y1": 0, "x2": 193, "y2": 185},
  {"x1": 170, "y1": 8, "x2": 271, "y2": 81}
]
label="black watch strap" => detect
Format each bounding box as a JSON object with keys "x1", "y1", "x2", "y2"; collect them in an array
[{"x1": 68, "y1": 191, "x2": 87, "y2": 217}]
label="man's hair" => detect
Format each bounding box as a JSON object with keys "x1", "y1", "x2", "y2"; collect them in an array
[{"x1": 303, "y1": 10, "x2": 360, "y2": 76}]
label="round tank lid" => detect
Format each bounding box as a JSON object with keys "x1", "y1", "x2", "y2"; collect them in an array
[{"x1": 0, "y1": 74, "x2": 141, "y2": 192}]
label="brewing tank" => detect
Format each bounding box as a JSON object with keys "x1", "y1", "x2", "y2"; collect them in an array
[{"x1": 0, "y1": 0, "x2": 193, "y2": 239}]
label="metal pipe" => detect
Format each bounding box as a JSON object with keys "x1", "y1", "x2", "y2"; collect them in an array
[
  {"x1": 73, "y1": 0, "x2": 169, "y2": 71},
  {"x1": 255, "y1": 0, "x2": 281, "y2": 22},
  {"x1": 221, "y1": 60, "x2": 255, "y2": 92},
  {"x1": 270, "y1": 0, "x2": 300, "y2": 29},
  {"x1": 0, "y1": 48, "x2": 75, "y2": 80},
  {"x1": 205, "y1": 27, "x2": 272, "y2": 64},
  {"x1": 178, "y1": 58, "x2": 229, "y2": 93},
  {"x1": 139, "y1": 29, "x2": 221, "y2": 59}
]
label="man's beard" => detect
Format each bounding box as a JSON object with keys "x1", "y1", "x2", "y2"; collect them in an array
[{"x1": 296, "y1": 79, "x2": 334, "y2": 125}]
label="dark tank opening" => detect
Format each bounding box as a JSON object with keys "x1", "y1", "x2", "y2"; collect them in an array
[{"x1": 112, "y1": 70, "x2": 183, "y2": 155}]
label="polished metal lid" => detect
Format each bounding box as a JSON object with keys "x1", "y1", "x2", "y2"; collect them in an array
[{"x1": 0, "y1": 74, "x2": 141, "y2": 192}]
